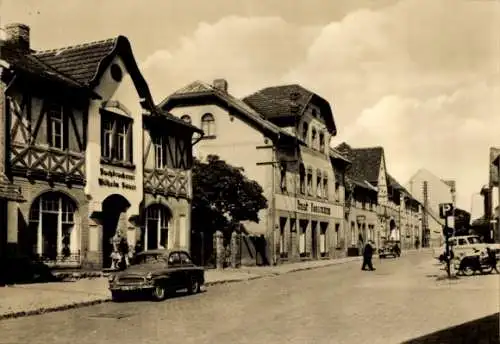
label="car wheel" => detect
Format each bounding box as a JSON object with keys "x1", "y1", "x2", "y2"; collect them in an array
[
  {"x1": 152, "y1": 285, "x2": 167, "y2": 301},
  {"x1": 481, "y1": 266, "x2": 493, "y2": 274},
  {"x1": 462, "y1": 264, "x2": 475, "y2": 277},
  {"x1": 187, "y1": 276, "x2": 200, "y2": 295},
  {"x1": 111, "y1": 291, "x2": 126, "y2": 302}
]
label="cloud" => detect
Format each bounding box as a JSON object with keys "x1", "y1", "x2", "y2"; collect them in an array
[{"x1": 139, "y1": 0, "x2": 499, "y2": 210}]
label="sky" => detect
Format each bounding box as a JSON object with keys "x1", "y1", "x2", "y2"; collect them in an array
[{"x1": 1, "y1": 0, "x2": 499, "y2": 218}]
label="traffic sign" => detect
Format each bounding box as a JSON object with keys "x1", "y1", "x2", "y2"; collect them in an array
[{"x1": 439, "y1": 203, "x2": 454, "y2": 219}]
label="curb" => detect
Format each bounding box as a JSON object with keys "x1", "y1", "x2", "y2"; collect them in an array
[{"x1": 0, "y1": 255, "x2": 368, "y2": 321}]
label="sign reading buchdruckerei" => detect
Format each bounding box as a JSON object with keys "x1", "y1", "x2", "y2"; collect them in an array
[
  {"x1": 98, "y1": 167, "x2": 136, "y2": 190},
  {"x1": 297, "y1": 199, "x2": 331, "y2": 215}
]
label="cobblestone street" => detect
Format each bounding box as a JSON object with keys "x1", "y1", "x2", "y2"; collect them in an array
[{"x1": 1, "y1": 251, "x2": 498, "y2": 344}]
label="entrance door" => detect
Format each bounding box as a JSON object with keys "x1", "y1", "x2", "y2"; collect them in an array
[{"x1": 101, "y1": 195, "x2": 131, "y2": 269}]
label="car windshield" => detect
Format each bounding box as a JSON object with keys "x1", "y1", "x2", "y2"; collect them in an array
[
  {"x1": 468, "y1": 237, "x2": 481, "y2": 244},
  {"x1": 136, "y1": 254, "x2": 166, "y2": 265}
]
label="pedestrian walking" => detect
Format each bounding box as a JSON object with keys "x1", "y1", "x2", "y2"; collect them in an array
[
  {"x1": 486, "y1": 247, "x2": 499, "y2": 274},
  {"x1": 361, "y1": 240, "x2": 376, "y2": 271}
]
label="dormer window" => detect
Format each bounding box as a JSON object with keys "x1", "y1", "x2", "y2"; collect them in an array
[
  {"x1": 181, "y1": 115, "x2": 192, "y2": 124},
  {"x1": 201, "y1": 113, "x2": 215, "y2": 137}
]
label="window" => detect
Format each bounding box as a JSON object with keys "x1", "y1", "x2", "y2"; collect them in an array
[
  {"x1": 153, "y1": 136, "x2": 165, "y2": 169},
  {"x1": 307, "y1": 168, "x2": 313, "y2": 196},
  {"x1": 168, "y1": 252, "x2": 181, "y2": 265},
  {"x1": 458, "y1": 238, "x2": 467, "y2": 246},
  {"x1": 334, "y1": 182, "x2": 340, "y2": 201},
  {"x1": 323, "y1": 175, "x2": 329, "y2": 199},
  {"x1": 280, "y1": 161, "x2": 287, "y2": 191},
  {"x1": 351, "y1": 222, "x2": 356, "y2": 246},
  {"x1": 48, "y1": 104, "x2": 64, "y2": 149},
  {"x1": 311, "y1": 128, "x2": 317, "y2": 149},
  {"x1": 100, "y1": 112, "x2": 133, "y2": 163},
  {"x1": 279, "y1": 217, "x2": 287, "y2": 258},
  {"x1": 201, "y1": 113, "x2": 215, "y2": 136},
  {"x1": 319, "y1": 132, "x2": 325, "y2": 152},
  {"x1": 320, "y1": 222, "x2": 328, "y2": 257},
  {"x1": 180, "y1": 115, "x2": 192, "y2": 124},
  {"x1": 316, "y1": 170, "x2": 322, "y2": 197},
  {"x1": 299, "y1": 164, "x2": 306, "y2": 194},
  {"x1": 299, "y1": 220, "x2": 308, "y2": 256},
  {"x1": 301, "y1": 122, "x2": 308, "y2": 143},
  {"x1": 335, "y1": 223, "x2": 341, "y2": 247},
  {"x1": 144, "y1": 204, "x2": 170, "y2": 251}
]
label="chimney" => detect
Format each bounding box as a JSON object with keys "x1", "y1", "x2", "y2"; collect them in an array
[
  {"x1": 213, "y1": 79, "x2": 228, "y2": 92},
  {"x1": 3, "y1": 23, "x2": 30, "y2": 51}
]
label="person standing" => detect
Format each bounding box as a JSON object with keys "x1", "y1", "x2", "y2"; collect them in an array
[
  {"x1": 486, "y1": 247, "x2": 499, "y2": 274},
  {"x1": 362, "y1": 240, "x2": 376, "y2": 271}
]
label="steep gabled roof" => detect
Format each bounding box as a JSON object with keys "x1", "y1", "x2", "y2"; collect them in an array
[
  {"x1": 242, "y1": 84, "x2": 337, "y2": 134},
  {"x1": 335, "y1": 142, "x2": 383, "y2": 184},
  {"x1": 34, "y1": 38, "x2": 117, "y2": 86},
  {"x1": 159, "y1": 80, "x2": 288, "y2": 139}
]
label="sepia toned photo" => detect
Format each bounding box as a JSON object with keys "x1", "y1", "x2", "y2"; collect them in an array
[{"x1": 0, "y1": 0, "x2": 499, "y2": 343}]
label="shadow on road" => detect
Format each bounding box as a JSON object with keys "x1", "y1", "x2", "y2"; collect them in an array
[
  {"x1": 112, "y1": 289, "x2": 207, "y2": 303},
  {"x1": 402, "y1": 313, "x2": 500, "y2": 344}
]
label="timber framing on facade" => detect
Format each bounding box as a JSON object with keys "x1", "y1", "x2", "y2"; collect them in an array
[{"x1": 0, "y1": 23, "x2": 202, "y2": 268}]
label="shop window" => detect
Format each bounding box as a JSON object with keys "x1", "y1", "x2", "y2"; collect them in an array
[
  {"x1": 335, "y1": 223, "x2": 341, "y2": 248},
  {"x1": 101, "y1": 112, "x2": 133, "y2": 164},
  {"x1": 299, "y1": 220, "x2": 308, "y2": 257},
  {"x1": 279, "y1": 217, "x2": 287, "y2": 258},
  {"x1": 316, "y1": 170, "x2": 322, "y2": 198},
  {"x1": 299, "y1": 164, "x2": 306, "y2": 194},
  {"x1": 320, "y1": 222, "x2": 328, "y2": 257}
]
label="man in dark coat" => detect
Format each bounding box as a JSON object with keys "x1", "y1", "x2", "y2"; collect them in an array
[
  {"x1": 362, "y1": 240, "x2": 376, "y2": 271},
  {"x1": 486, "y1": 247, "x2": 499, "y2": 274}
]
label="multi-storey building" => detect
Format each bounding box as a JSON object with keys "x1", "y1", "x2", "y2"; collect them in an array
[
  {"x1": 405, "y1": 168, "x2": 455, "y2": 248},
  {"x1": 336, "y1": 143, "x2": 422, "y2": 252},
  {"x1": 160, "y1": 80, "x2": 348, "y2": 264},
  {"x1": 0, "y1": 23, "x2": 201, "y2": 269}
]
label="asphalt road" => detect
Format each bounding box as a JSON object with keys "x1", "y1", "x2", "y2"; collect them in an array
[{"x1": 1, "y1": 252, "x2": 498, "y2": 344}]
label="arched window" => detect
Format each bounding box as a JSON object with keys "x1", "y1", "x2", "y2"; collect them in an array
[
  {"x1": 144, "y1": 204, "x2": 171, "y2": 251},
  {"x1": 316, "y1": 169, "x2": 322, "y2": 197},
  {"x1": 307, "y1": 167, "x2": 313, "y2": 196},
  {"x1": 201, "y1": 113, "x2": 215, "y2": 136},
  {"x1": 28, "y1": 192, "x2": 78, "y2": 262},
  {"x1": 311, "y1": 128, "x2": 317, "y2": 149},
  {"x1": 299, "y1": 164, "x2": 306, "y2": 194},
  {"x1": 180, "y1": 115, "x2": 192, "y2": 124}
]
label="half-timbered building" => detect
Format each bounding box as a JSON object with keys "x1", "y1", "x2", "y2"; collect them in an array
[{"x1": 0, "y1": 23, "x2": 201, "y2": 269}]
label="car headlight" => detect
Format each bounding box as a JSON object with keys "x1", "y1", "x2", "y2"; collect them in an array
[{"x1": 146, "y1": 272, "x2": 153, "y2": 280}]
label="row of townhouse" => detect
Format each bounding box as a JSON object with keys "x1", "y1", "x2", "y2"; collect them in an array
[
  {"x1": 160, "y1": 78, "x2": 428, "y2": 265},
  {"x1": 0, "y1": 24, "x2": 202, "y2": 269}
]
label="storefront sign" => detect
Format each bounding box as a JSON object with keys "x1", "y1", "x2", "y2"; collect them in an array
[
  {"x1": 296, "y1": 199, "x2": 331, "y2": 215},
  {"x1": 98, "y1": 167, "x2": 136, "y2": 190}
]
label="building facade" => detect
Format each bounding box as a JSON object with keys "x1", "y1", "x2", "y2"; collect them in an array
[
  {"x1": 161, "y1": 80, "x2": 348, "y2": 264},
  {"x1": 337, "y1": 143, "x2": 422, "y2": 252},
  {"x1": 0, "y1": 23, "x2": 200, "y2": 269},
  {"x1": 405, "y1": 168, "x2": 455, "y2": 248}
]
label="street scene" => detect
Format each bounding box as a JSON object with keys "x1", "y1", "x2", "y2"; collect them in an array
[{"x1": 0, "y1": 0, "x2": 499, "y2": 343}]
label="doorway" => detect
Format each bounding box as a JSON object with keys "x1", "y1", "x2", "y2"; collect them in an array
[
  {"x1": 101, "y1": 195, "x2": 130, "y2": 268},
  {"x1": 311, "y1": 221, "x2": 318, "y2": 259}
]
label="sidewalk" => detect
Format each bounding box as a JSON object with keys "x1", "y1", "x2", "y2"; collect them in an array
[{"x1": 0, "y1": 255, "x2": 364, "y2": 321}]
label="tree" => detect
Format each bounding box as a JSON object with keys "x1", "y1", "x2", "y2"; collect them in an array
[{"x1": 191, "y1": 155, "x2": 268, "y2": 238}]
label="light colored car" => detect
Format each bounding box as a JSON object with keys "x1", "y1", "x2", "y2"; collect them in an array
[{"x1": 433, "y1": 235, "x2": 500, "y2": 262}]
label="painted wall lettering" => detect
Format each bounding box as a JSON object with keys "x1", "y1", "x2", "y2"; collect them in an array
[
  {"x1": 98, "y1": 167, "x2": 137, "y2": 190},
  {"x1": 296, "y1": 199, "x2": 331, "y2": 215}
]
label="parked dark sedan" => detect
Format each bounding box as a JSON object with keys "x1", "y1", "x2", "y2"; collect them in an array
[
  {"x1": 378, "y1": 240, "x2": 401, "y2": 258},
  {"x1": 108, "y1": 249, "x2": 205, "y2": 301}
]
